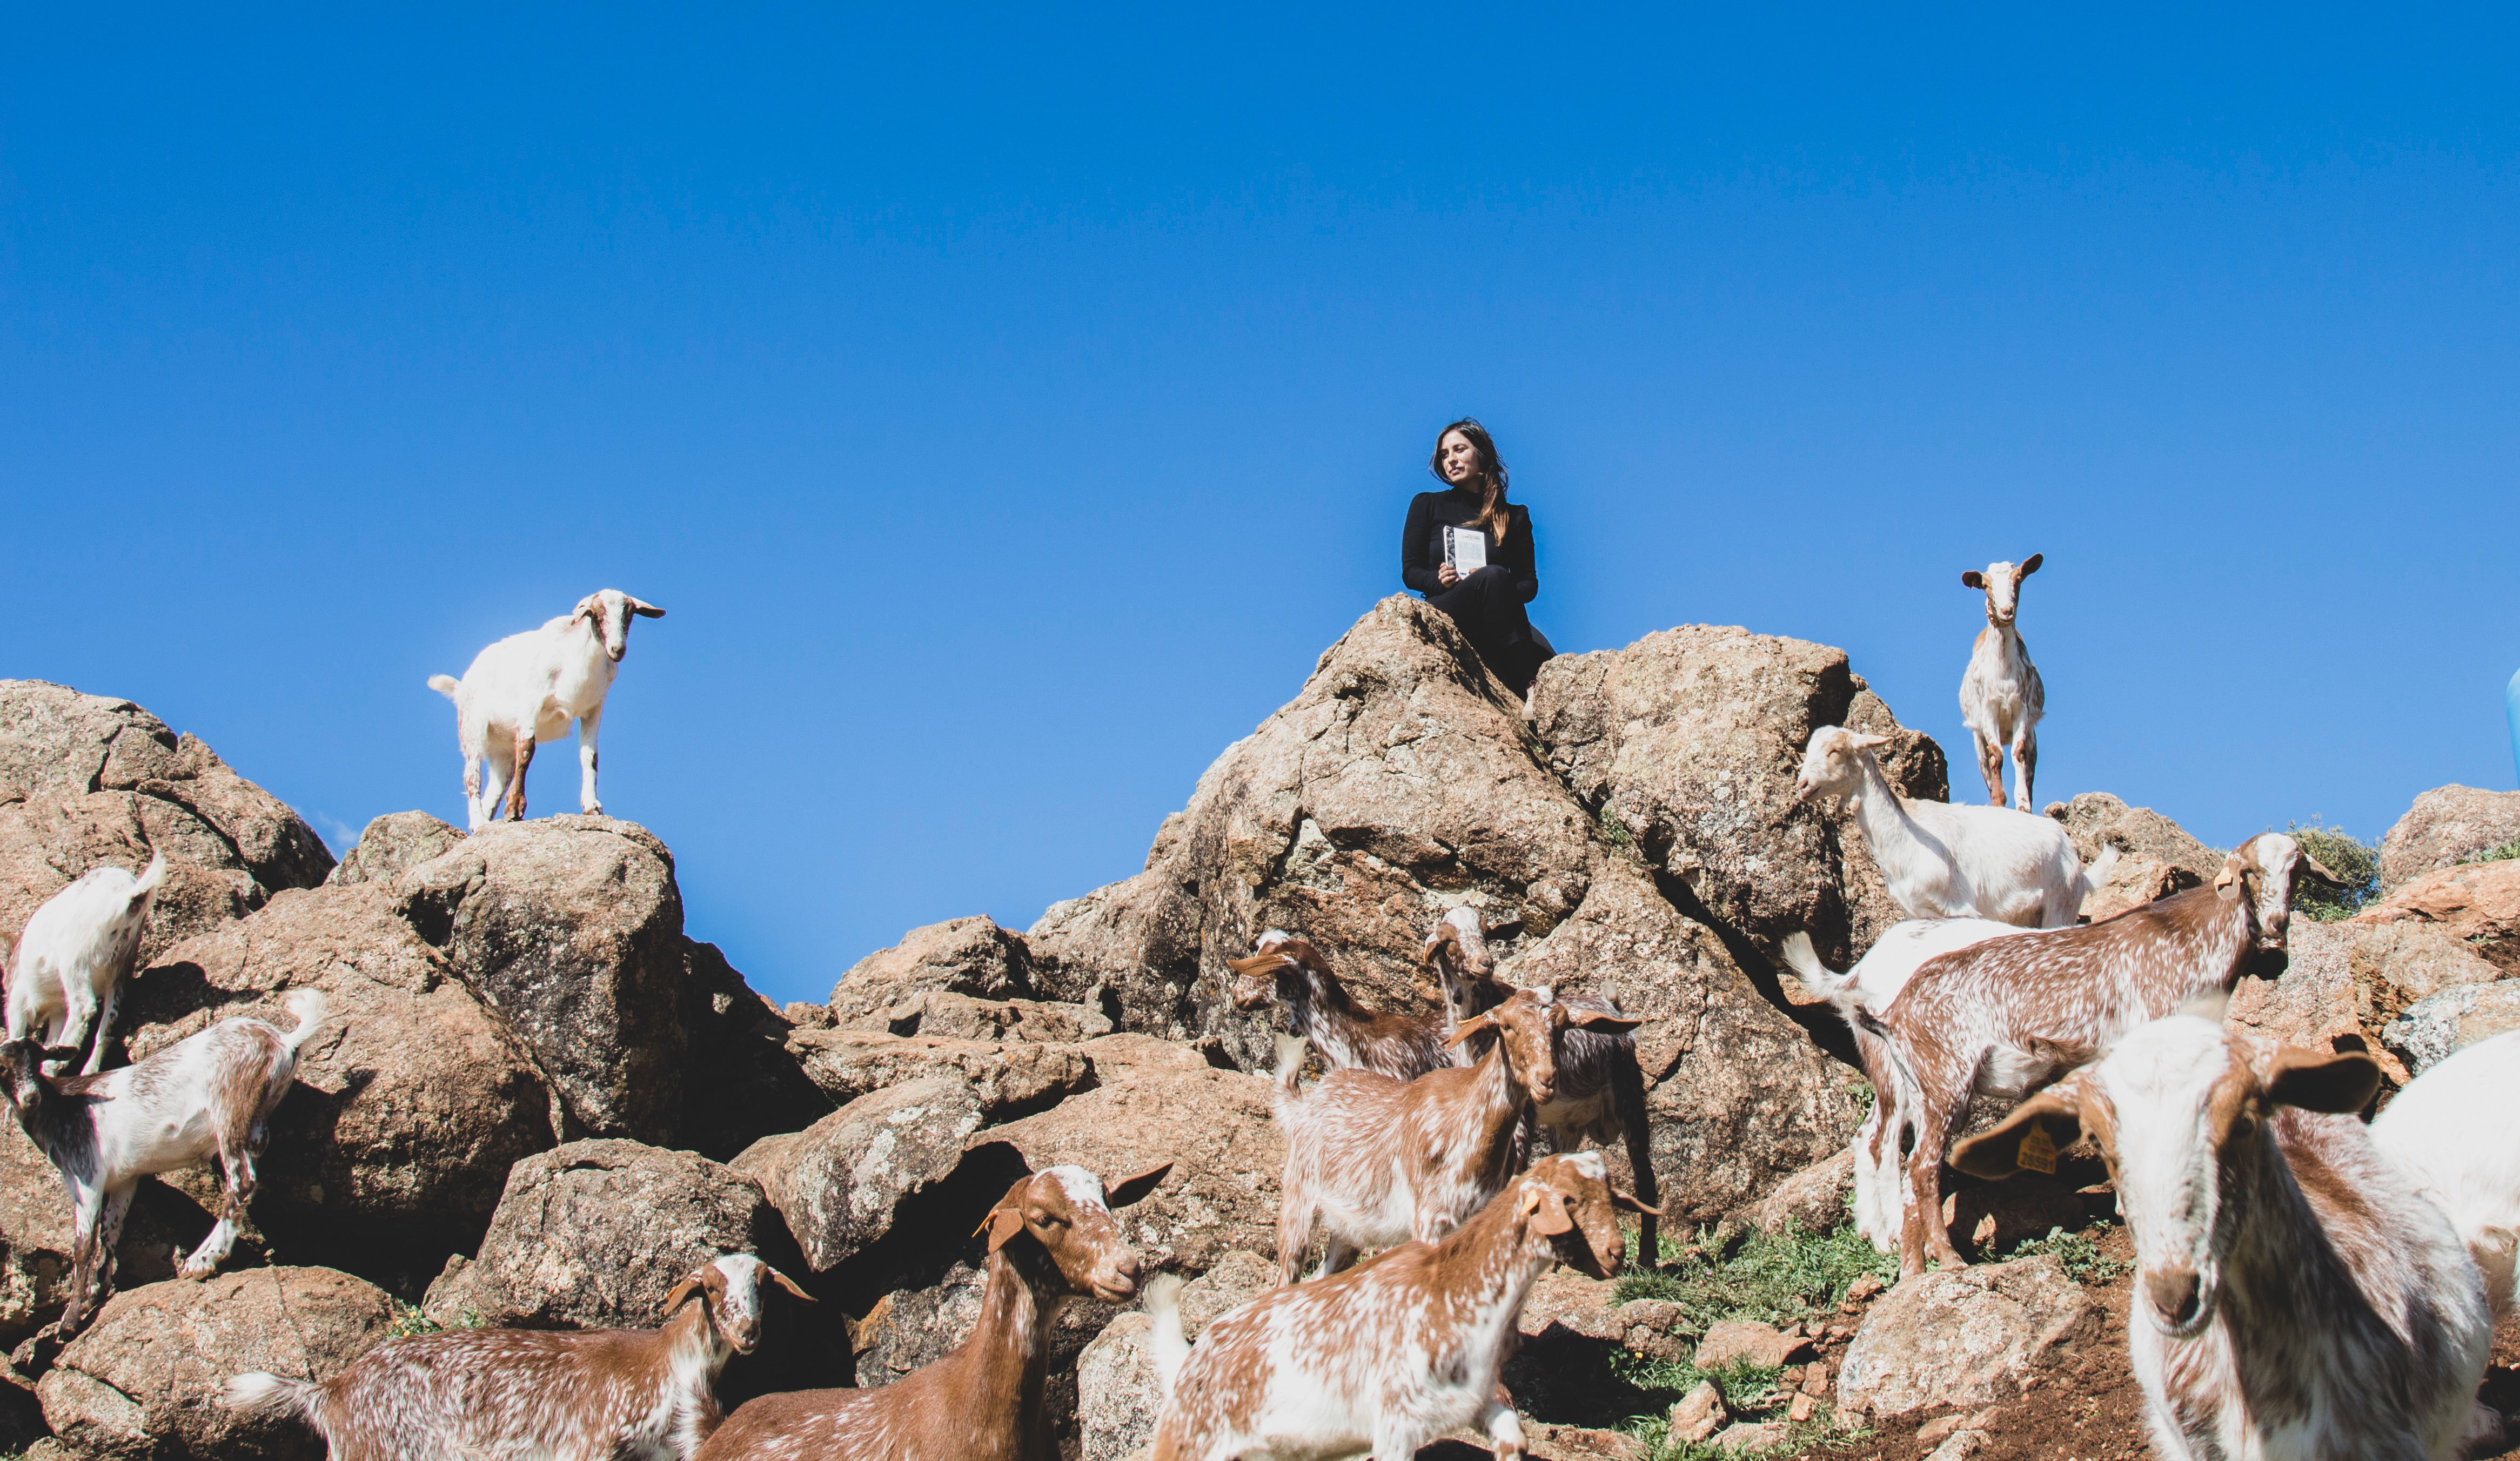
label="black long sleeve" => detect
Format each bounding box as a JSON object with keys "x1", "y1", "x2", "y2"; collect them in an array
[{"x1": 1401, "y1": 487, "x2": 1537, "y2": 602}]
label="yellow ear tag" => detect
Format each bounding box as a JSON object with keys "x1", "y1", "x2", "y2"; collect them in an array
[{"x1": 2015, "y1": 1124, "x2": 2058, "y2": 1175}]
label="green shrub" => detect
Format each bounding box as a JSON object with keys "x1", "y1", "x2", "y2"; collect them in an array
[
  {"x1": 1617, "y1": 1220, "x2": 1897, "y2": 1334},
  {"x1": 2003, "y1": 1223, "x2": 2127, "y2": 1284},
  {"x1": 2286, "y1": 823, "x2": 2380, "y2": 921},
  {"x1": 2463, "y1": 834, "x2": 2520, "y2": 867}
]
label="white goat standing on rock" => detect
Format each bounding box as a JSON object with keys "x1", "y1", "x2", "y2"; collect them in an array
[
  {"x1": 5, "y1": 851, "x2": 167, "y2": 1075},
  {"x1": 427, "y1": 588, "x2": 665, "y2": 832},
  {"x1": 1958, "y1": 552, "x2": 2044, "y2": 808},
  {"x1": 1793, "y1": 725, "x2": 2110, "y2": 928}
]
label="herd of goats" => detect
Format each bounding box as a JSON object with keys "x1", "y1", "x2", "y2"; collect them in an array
[{"x1": 0, "y1": 566, "x2": 2515, "y2": 1460}]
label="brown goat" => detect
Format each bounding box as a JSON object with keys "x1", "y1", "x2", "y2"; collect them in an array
[
  {"x1": 692, "y1": 1163, "x2": 1169, "y2": 1461},
  {"x1": 1229, "y1": 930, "x2": 1452, "y2": 1080},
  {"x1": 1867, "y1": 832, "x2": 2342, "y2": 1275}
]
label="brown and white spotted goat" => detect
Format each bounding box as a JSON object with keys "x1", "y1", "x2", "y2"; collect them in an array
[
  {"x1": 1272, "y1": 983, "x2": 1637, "y2": 1283},
  {"x1": 692, "y1": 1162, "x2": 1170, "y2": 1461},
  {"x1": 1954, "y1": 1018, "x2": 2494, "y2": 1461},
  {"x1": 1866, "y1": 832, "x2": 2343, "y2": 1275},
  {"x1": 229, "y1": 1252, "x2": 811, "y2": 1460},
  {"x1": 1422, "y1": 906, "x2": 1660, "y2": 1263},
  {"x1": 1148, "y1": 1151, "x2": 1656, "y2": 1461},
  {"x1": 4, "y1": 988, "x2": 329, "y2": 1335},
  {"x1": 1229, "y1": 930, "x2": 1453, "y2": 1081}
]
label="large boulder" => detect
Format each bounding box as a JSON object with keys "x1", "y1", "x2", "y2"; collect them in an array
[
  {"x1": 421, "y1": 1139, "x2": 795, "y2": 1331},
  {"x1": 2043, "y1": 792, "x2": 2222, "y2": 922},
  {"x1": 324, "y1": 812, "x2": 460, "y2": 888},
  {"x1": 2354, "y1": 859, "x2": 2520, "y2": 976},
  {"x1": 0, "y1": 681, "x2": 332, "y2": 967},
  {"x1": 123, "y1": 883, "x2": 555, "y2": 1277},
  {"x1": 2384, "y1": 983, "x2": 2520, "y2": 1076},
  {"x1": 967, "y1": 1061, "x2": 1283, "y2": 1276},
  {"x1": 1528, "y1": 628, "x2": 1946, "y2": 966},
  {"x1": 1499, "y1": 861, "x2": 1861, "y2": 1220},
  {"x1": 828, "y1": 917, "x2": 1038, "y2": 1030},
  {"x1": 35, "y1": 1266, "x2": 394, "y2": 1461},
  {"x1": 785, "y1": 1028, "x2": 1093, "y2": 1121},
  {"x1": 1027, "y1": 597, "x2": 1598, "y2": 1057},
  {"x1": 2381, "y1": 786, "x2": 2520, "y2": 894},
  {"x1": 677, "y1": 940, "x2": 832, "y2": 1163},
  {"x1": 394, "y1": 816, "x2": 691, "y2": 1142},
  {"x1": 2225, "y1": 920, "x2": 2508, "y2": 1086},
  {"x1": 732, "y1": 1076, "x2": 986, "y2": 1273},
  {"x1": 1835, "y1": 1256, "x2": 2092, "y2": 1419}
]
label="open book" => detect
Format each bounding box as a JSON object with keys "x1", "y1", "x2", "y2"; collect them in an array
[{"x1": 1443, "y1": 525, "x2": 1488, "y2": 577}]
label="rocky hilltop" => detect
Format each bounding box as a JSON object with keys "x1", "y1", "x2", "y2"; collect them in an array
[{"x1": 2, "y1": 601, "x2": 2516, "y2": 1460}]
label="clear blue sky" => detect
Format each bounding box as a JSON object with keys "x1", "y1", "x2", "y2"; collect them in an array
[{"x1": 5, "y1": 6, "x2": 2515, "y2": 1005}]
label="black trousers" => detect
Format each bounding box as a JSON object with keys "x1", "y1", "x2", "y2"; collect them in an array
[{"x1": 1428, "y1": 567, "x2": 1552, "y2": 695}]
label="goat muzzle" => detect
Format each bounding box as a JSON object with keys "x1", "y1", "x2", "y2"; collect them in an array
[{"x1": 2144, "y1": 1265, "x2": 2208, "y2": 1335}]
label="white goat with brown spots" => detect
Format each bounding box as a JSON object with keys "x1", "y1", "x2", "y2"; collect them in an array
[
  {"x1": 1866, "y1": 832, "x2": 2342, "y2": 1275},
  {"x1": 1229, "y1": 930, "x2": 1452, "y2": 1081},
  {"x1": 691, "y1": 1163, "x2": 1167, "y2": 1461},
  {"x1": 1954, "y1": 1017, "x2": 2495, "y2": 1461},
  {"x1": 2, "y1": 989, "x2": 328, "y2": 1335},
  {"x1": 1957, "y1": 552, "x2": 2044, "y2": 808},
  {"x1": 1271, "y1": 983, "x2": 1635, "y2": 1283},
  {"x1": 1422, "y1": 906, "x2": 1659, "y2": 1262},
  {"x1": 1148, "y1": 1152, "x2": 1654, "y2": 1461},
  {"x1": 1792, "y1": 726, "x2": 2113, "y2": 926},
  {"x1": 427, "y1": 588, "x2": 666, "y2": 832},
  {"x1": 5, "y1": 851, "x2": 167, "y2": 1076},
  {"x1": 229, "y1": 1251, "x2": 810, "y2": 1460}
]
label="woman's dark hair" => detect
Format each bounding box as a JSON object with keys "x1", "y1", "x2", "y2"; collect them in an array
[{"x1": 1427, "y1": 418, "x2": 1513, "y2": 544}]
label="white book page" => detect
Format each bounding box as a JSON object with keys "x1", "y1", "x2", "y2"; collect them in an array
[{"x1": 1444, "y1": 525, "x2": 1488, "y2": 575}]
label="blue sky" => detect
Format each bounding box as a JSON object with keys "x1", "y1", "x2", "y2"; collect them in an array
[{"x1": 5, "y1": 6, "x2": 2515, "y2": 1006}]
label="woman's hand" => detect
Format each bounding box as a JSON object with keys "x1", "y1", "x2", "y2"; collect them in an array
[{"x1": 1437, "y1": 564, "x2": 1460, "y2": 588}]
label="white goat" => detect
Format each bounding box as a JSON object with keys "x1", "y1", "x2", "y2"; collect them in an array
[
  {"x1": 1954, "y1": 1017, "x2": 2494, "y2": 1461},
  {"x1": 1793, "y1": 726, "x2": 2110, "y2": 928},
  {"x1": 232, "y1": 1252, "x2": 809, "y2": 1460},
  {"x1": 1956, "y1": 553, "x2": 2044, "y2": 808},
  {"x1": 2, "y1": 989, "x2": 329, "y2": 1333},
  {"x1": 4, "y1": 852, "x2": 167, "y2": 1075},
  {"x1": 2372, "y1": 1028, "x2": 2520, "y2": 1326},
  {"x1": 1778, "y1": 918, "x2": 2034, "y2": 1251},
  {"x1": 427, "y1": 588, "x2": 666, "y2": 832}
]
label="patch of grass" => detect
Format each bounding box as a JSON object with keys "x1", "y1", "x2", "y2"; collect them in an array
[
  {"x1": 387, "y1": 1298, "x2": 482, "y2": 1338},
  {"x1": 2287, "y1": 822, "x2": 2381, "y2": 921},
  {"x1": 2463, "y1": 834, "x2": 2520, "y2": 867},
  {"x1": 2004, "y1": 1223, "x2": 2127, "y2": 1285},
  {"x1": 1598, "y1": 803, "x2": 1633, "y2": 849},
  {"x1": 1616, "y1": 1220, "x2": 1898, "y2": 1331}
]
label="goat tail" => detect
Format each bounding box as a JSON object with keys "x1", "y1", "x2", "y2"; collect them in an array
[
  {"x1": 1144, "y1": 1273, "x2": 1189, "y2": 1398},
  {"x1": 130, "y1": 850, "x2": 169, "y2": 900},
  {"x1": 226, "y1": 1370, "x2": 326, "y2": 1426},
  {"x1": 1272, "y1": 1033, "x2": 1309, "y2": 1104},
  {"x1": 278, "y1": 990, "x2": 330, "y2": 1057},
  {"x1": 2077, "y1": 846, "x2": 2122, "y2": 908},
  {"x1": 1777, "y1": 933, "x2": 1863, "y2": 1022},
  {"x1": 426, "y1": 674, "x2": 461, "y2": 700}
]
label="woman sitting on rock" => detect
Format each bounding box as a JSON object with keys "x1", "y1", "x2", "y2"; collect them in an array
[{"x1": 1402, "y1": 419, "x2": 1554, "y2": 695}]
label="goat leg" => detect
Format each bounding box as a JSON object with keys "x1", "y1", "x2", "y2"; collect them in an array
[
  {"x1": 1478, "y1": 1383, "x2": 1527, "y2": 1461},
  {"x1": 1972, "y1": 729, "x2": 2007, "y2": 808},
  {"x1": 577, "y1": 705, "x2": 604, "y2": 815},
  {"x1": 2012, "y1": 726, "x2": 2038, "y2": 815},
  {"x1": 502, "y1": 728, "x2": 536, "y2": 821},
  {"x1": 80, "y1": 981, "x2": 120, "y2": 1078}
]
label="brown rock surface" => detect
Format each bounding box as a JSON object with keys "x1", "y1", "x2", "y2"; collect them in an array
[
  {"x1": 2381, "y1": 785, "x2": 2520, "y2": 893},
  {"x1": 0, "y1": 681, "x2": 332, "y2": 970},
  {"x1": 2384, "y1": 982, "x2": 2520, "y2": 1075},
  {"x1": 828, "y1": 916, "x2": 1038, "y2": 1031},
  {"x1": 394, "y1": 816, "x2": 691, "y2": 1142},
  {"x1": 732, "y1": 1076, "x2": 986, "y2": 1273},
  {"x1": 324, "y1": 812, "x2": 460, "y2": 889},
  {"x1": 421, "y1": 1139, "x2": 796, "y2": 1331},
  {"x1": 0, "y1": 1121, "x2": 211, "y2": 1346},
  {"x1": 36, "y1": 1266, "x2": 393, "y2": 1460},
  {"x1": 2043, "y1": 792, "x2": 2221, "y2": 922},
  {"x1": 2354, "y1": 857, "x2": 2520, "y2": 975},
  {"x1": 785, "y1": 1027, "x2": 1092, "y2": 1120},
  {"x1": 123, "y1": 883, "x2": 554, "y2": 1274},
  {"x1": 1074, "y1": 1252, "x2": 1276, "y2": 1461},
  {"x1": 1755, "y1": 1150, "x2": 1857, "y2": 1236},
  {"x1": 1837, "y1": 1255, "x2": 2092, "y2": 1418}
]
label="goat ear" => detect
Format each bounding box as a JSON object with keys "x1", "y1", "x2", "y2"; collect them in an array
[
  {"x1": 1445, "y1": 1012, "x2": 1497, "y2": 1048},
  {"x1": 1225, "y1": 951, "x2": 1288, "y2": 977},
  {"x1": 1105, "y1": 1163, "x2": 1172, "y2": 1210},
  {"x1": 2211, "y1": 851, "x2": 2250, "y2": 896},
  {"x1": 2295, "y1": 851, "x2": 2348, "y2": 892},
  {"x1": 1951, "y1": 1087, "x2": 2085, "y2": 1180},
  {"x1": 570, "y1": 595, "x2": 601, "y2": 625},
  {"x1": 2018, "y1": 553, "x2": 2043, "y2": 578},
  {"x1": 1520, "y1": 1185, "x2": 1576, "y2": 1237},
  {"x1": 973, "y1": 1201, "x2": 1028, "y2": 1253},
  {"x1": 2264, "y1": 1046, "x2": 2380, "y2": 1115},
  {"x1": 1610, "y1": 1188, "x2": 1666, "y2": 1217},
  {"x1": 764, "y1": 1266, "x2": 816, "y2": 1304},
  {"x1": 1961, "y1": 570, "x2": 1986, "y2": 589},
  {"x1": 660, "y1": 1274, "x2": 706, "y2": 1317},
  {"x1": 626, "y1": 598, "x2": 666, "y2": 618},
  {"x1": 1848, "y1": 732, "x2": 1893, "y2": 752},
  {"x1": 1564, "y1": 1008, "x2": 1643, "y2": 1035}
]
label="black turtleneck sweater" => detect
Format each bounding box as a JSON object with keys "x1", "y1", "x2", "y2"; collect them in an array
[{"x1": 1400, "y1": 487, "x2": 1537, "y2": 602}]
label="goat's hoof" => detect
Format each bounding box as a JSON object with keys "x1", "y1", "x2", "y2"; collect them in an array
[{"x1": 176, "y1": 1260, "x2": 216, "y2": 1282}]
